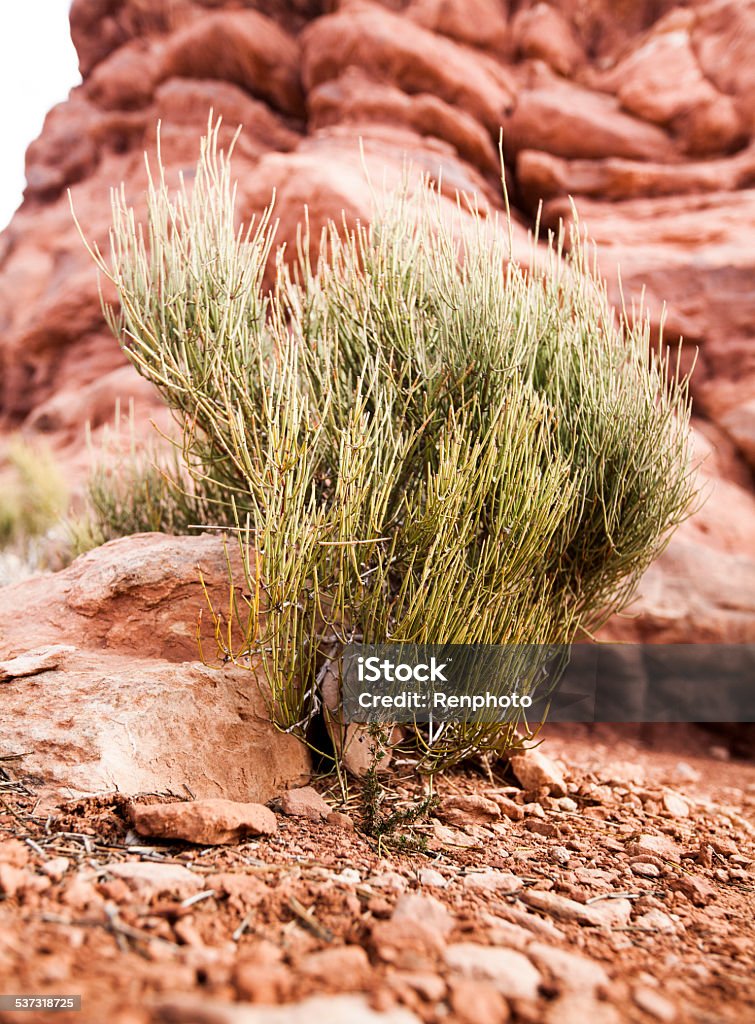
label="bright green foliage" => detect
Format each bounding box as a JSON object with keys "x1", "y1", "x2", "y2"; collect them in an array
[{"x1": 81, "y1": 124, "x2": 697, "y2": 771}]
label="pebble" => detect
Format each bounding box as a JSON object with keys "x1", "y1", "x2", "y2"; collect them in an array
[
  {"x1": 449, "y1": 979, "x2": 510, "y2": 1024},
  {"x1": 418, "y1": 868, "x2": 448, "y2": 888},
  {"x1": 367, "y1": 871, "x2": 408, "y2": 892},
  {"x1": 131, "y1": 799, "x2": 277, "y2": 845},
  {"x1": 527, "y1": 942, "x2": 610, "y2": 994},
  {"x1": 633, "y1": 985, "x2": 678, "y2": 1022},
  {"x1": 661, "y1": 791, "x2": 690, "y2": 819},
  {"x1": 327, "y1": 811, "x2": 355, "y2": 831},
  {"x1": 522, "y1": 889, "x2": 632, "y2": 929},
  {"x1": 673, "y1": 762, "x2": 701, "y2": 783},
  {"x1": 298, "y1": 945, "x2": 371, "y2": 987},
  {"x1": 40, "y1": 856, "x2": 70, "y2": 881},
  {"x1": 525, "y1": 819, "x2": 559, "y2": 838},
  {"x1": 463, "y1": 870, "x2": 522, "y2": 895},
  {"x1": 371, "y1": 917, "x2": 446, "y2": 963},
  {"x1": 631, "y1": 861, "x2": 661, "y2": 878},
  {"x1": 444, "y1": 943, "x2": 541, "y2": 1000},
  {"x1": 628, "y1": 834, "x2": 680, "y2": 863},
  {"x1": 432, "y1": 823, "x2": 480, "y2": 848},
  {"x1": 544, "y1": 994, "x2": 621, "y2": 1024},
  {"x1": 492, "y1": 796, "x2": 525, "y2": 821},
  {"x1": 633, "y1": 909, "x2": 677, "y2": 933},
  {"x1": 392, "y1": 893, "x2": 455, "y2": 935},
  {"x1": 105, "y1": 861, "x2": 203, "y2": 896},
  {"x1": 442, "y1": 794, "x2": 501, "y2": 824},
  {"x1": 509, "y1": 748, "x2": 567, "y2": 795},
  {"x1": 278, "y1": 786, "x2": 331, "y2": 821},
  {"x1": 333, "y1": 868, "x2": 362, "y2": 885},
  {"x1": 669, "y1": 874, "x2": 716, "y2": 907}
]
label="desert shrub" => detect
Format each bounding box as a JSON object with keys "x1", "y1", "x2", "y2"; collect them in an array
[
  {"x1": 68, "y1": 409, "x2": 224, "y2": 556},
  {"x1": 0, "y1": 437, "x2": 68, "y2": 547},
  {"x1": 80, "y1": 124, "x2": 697, "y2": 771}
]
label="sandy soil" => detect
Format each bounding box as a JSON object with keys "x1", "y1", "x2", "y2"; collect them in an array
[{"x1": 0, "y1": 725, "x2": 753, "y2": 1024}]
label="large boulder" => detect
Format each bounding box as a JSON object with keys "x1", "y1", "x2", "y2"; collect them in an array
[{"x1": 0, "y1": 534, "x2": 310, "y2": 803}]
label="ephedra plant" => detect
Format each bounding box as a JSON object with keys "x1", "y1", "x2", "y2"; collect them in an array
[{"x1": 79, "y1": 123, "x2": 697, "y2": 772}]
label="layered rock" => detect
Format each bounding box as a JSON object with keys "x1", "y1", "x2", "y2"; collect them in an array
[
  {"x1": 0, "y1": 533, "x2": 310, "y2": 802},
  {"x1": 0, "y1": 0, "x2": 753, "y2": 640}
]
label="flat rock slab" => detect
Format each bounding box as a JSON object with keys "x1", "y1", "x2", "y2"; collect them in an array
[
  {"x1": 0, "y1": 648, "x2": 309, "y2": 806},
  {"x1": 132, "y1": 798, "x2": 278, "y2": 845},
  {"x1": 0, "y1": 535, "x2": 310, "y2": 804}
]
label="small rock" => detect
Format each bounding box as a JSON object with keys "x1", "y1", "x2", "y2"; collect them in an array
[
  {"x1": 367, "y1": 871, "x2": 408, "y2": 892},
  {"x1": 509, "y1": 748, "x2": 567, "y2": 795},
  {"x1": 298, "y1": 945, "x2": 371, "y2": 988},
  {"x1": 40, "y1": 856, "x2": 70, "y2": 881},
  {"x1": 444, "y1": 943, "x2": 541, "y2": 1000},
  {"x1": 525, "y1": 819, "x2": 559, "y2": 838},
  {"x1": 132, "y1": 799, "x2": 277, "y2": 845},
  {"x1": 544, "y1": 994, "x2": 621, "y2": 1024},
  {"x1": 418, "y1": 868, "x2": 447, "y2": 888},
  {"x1": 390, "y1": 971, "x2": 446, "y2": 1002},
  {"x1": 633, "y1": 909, "x2": 677, "y2": 933},
  {"x1": 709, "y1": 745, "x2": 730, "y2": 761},
  {"x1": 551, "y1": 846, "x2": 571, "y2": 866},
  {"x1": 557, "y1": 797, "x2": 578, "y2": 812},
  {"x1": 491, "y1": 796, "x2": 524, "y2": 821},
  {"x1": 432, "y1": 822, "x2": 480, "y2": 848},
  {"x1": 332, "y1": 867, "x2": 362, "y2": 885},
  {"x1": 522, "y1": 802, "x2": 546, "y2": 819},
  {"x1": 0, "y1": 864, "x2": 33, "y2": 898},
  {"x1": 105, "y1": 861, "x2": 203, "y2": 896},
  {"x1": 661, "y1": 791, "x2": 690, "y2": 819},
  {"x1": 0, "y1": 644, "x2": 75, "y2": 682},
  {"x1": 449, "y1": 979, "x2": 510, "y2": 1024},
  {"x1": 673, "y1": 762, "x2": 701, "y2": 783},
  {"x1": 278, "y1": 786, "x2": 331, "y2": 821},
  {"x1": 628, "y1": 834, "x2": 680, "y2": 864},
  {"x1": 463, "y1": 871, "x2": 522, "y2": 895},
  {"x1": 327, "y1": 811, "x2": 355, "y2": 831},
  {"x1": 393, "y1": 893, "x2": 454, "y2": 935},
  {"x1": 527, "y1": 942, "x2": 610, "y2": 994},
  {"x1": 0, "y1": 839, "x2": 29, "y2": 867},
  {"x1": 485, "y1": 918, "x2": 533, "y2": 950},
  {"x1": 631, "y1": 862, "x2": 660, "y2": 878},
  {"x1": 522, "y1": 890, "x2": 631, "y2": 929},
  {"x1": 633, "y1": 985, "x2": 677, "y2": 1022},
  {"x1": 669, "y1": 875, "x2": 716, "y2": 907},
  {"x1": 371, "y1": 918, "x2": 446, "y2": 963},
  {"x1": 442, "y1": 794, "x2": 501, "y2": 825}
]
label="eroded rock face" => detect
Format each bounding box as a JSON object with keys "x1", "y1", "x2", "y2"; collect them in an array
[
  {"x1": 0, "y1": 0, "x2": 754, "y2": 640},
  {"x1": 0, "y1": 534, "x2": 310, "y2": 802}
]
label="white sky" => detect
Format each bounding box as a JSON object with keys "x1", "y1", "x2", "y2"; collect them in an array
[{"x1": 0, "y1": 2, "x2": 81, "y2": 229}]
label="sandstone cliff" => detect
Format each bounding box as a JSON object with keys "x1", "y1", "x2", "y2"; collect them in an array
[{"x1": 0, "y1": 0, "x2": 753, "y2": 639}]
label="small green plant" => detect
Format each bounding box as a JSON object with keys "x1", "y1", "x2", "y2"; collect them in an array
[
  {"x1": 68, "y1": 408, "x2": 225, "y2": 555},
  {"x1": 360, "y1": 726, "x2": 438, "y2": 853},
  {"x1": 78, "y1": 122, "x2": 698, "y2": 773}
]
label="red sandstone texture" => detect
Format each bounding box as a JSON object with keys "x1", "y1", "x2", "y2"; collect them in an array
[{"x1": 0, "y1": 0, "x2": 753, "y2": 638}]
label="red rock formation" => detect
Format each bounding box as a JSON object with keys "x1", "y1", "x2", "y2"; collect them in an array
[{"x1": 0, "y1": 0, "x2": 753, "y2": 639}]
